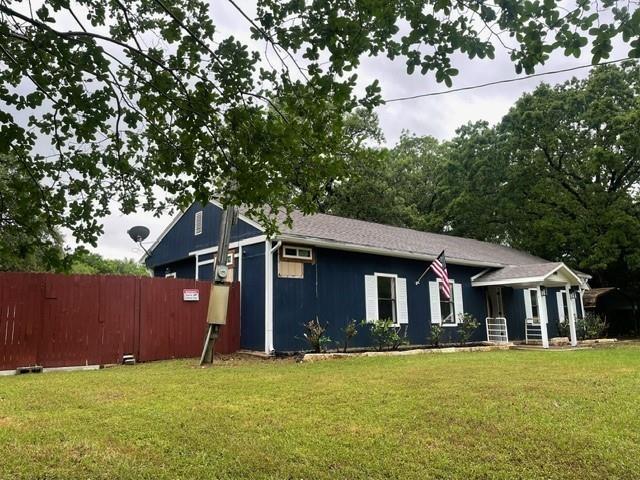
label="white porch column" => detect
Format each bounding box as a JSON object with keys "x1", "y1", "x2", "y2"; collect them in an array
[
  {"x1": 565, "y1": 285, "x2": 578, "y2": 347},
  {"x1": 579, "y1": 287, "x2": 586, "y2": 319},
  {"x1": 536, "y1": 286, "x2": 550, "y2": 349}
]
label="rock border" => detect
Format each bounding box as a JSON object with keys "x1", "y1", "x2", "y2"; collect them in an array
[{"x1": 302, "y1": 344, "x2": 513, "y2": 362}]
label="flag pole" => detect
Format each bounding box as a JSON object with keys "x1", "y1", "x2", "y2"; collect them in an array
[{"x1": 415, "y1": 265, "x2": 431, "y2": 285}]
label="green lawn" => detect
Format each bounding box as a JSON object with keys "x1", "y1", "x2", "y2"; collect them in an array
[{"x1": 1, "y1": 345, "x2": 639, "y2": 479}]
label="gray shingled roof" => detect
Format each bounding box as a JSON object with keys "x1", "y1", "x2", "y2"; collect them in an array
[{"x1": 276, "y1": 211, "x2": 546, "y2": 267}]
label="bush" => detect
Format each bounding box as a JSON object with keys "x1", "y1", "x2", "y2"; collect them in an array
[
  {"x1": 430, "y1": 324, "x2": 443, "y2": 347},
  {"x1": 456, "y1": 313, "x2": 479, "y2": 345},
  {"x1": 341, "y1": 320, "x2": 359, "y2": 353},
  {"x1": 576, "y1": 313, "x2": 608, "y2": 340},
  {"x1": 556, "y1": 320, "x2": 571, "y2": 338},
  {"x1": 365, "y1": 318, "x2": 408, "y2": 351},
  {"x1": 302, "y1": 319, "x2": 331, "y2": 353}
]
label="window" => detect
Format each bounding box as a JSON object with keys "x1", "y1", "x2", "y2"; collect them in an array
[
  {"x1": 530, "y1": 289, "x2": 540, "y2": 324},
  {"x1": 440, "y1": 281, "x2": 456, "y2": 324},
  {"x1": 194, "y1": 211, "x2": 203, "y2": 235},
  {"x1": 377, "y1": 275, "x2": 397, "y2": 323},
  {"x1": 282, "y1": 245, "x2": 313, "y2": 261}
]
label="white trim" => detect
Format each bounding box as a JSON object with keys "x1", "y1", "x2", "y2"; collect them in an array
[
  {"x1": 165, "y1": 272, "x2": 176, "y2": 278},
  {"x1": 373, "y1": 272, "x2": 400, "y2": 325},
  {"x1": 143, "y1": 202, "x2": 265, "y2": 262},
  {"x1": 194, "y1": 254, "x2": 199, "y2": 280},
  {"x1": 264, "y1": 240, "x2": 274, "y2": 354},
  {"x1": 374, "y1": 272, "x2": 399, "y2": 279},
  {"x1": 471, "y1": 268, "x2": 491, "y2": 282},
  {"x1": 472, "y1": 263, "x2": 582, "y2": 287},
  {"x1": 189, "y1": 235, "x2": 267, "y2": 257},
  {"x1": 210, "y1": 199, "x2": 265, "y2": 232},
  {"x1": 140, "y1": 208, "x2": 186, "y2": 262},
  {"x1": 536, "y1": 285, "x2": 550, "y2": 349},
  {"x1": 275, "y1": 234, "x2": 507, "y2": 268},
  {"x1": 282, "y1": 245, "x2": 313, "y2": 261},
  {"x1": 565, "y1": 285, "x2": 578, "y2": 347}
]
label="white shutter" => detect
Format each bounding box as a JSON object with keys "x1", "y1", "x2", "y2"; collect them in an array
[
  {"x1": 429, "y1": 281, "x2": 441, "y2": 324},
  {"x1": 396, "y1": 277, "x2": 409, "y2": 324},
  {"x1": 524, "y1": 289, "x2": 533, "y2": 322},
  {"x1": 556, "y1": 291, "x2": 565, "y2": 323},
  {"x1": 364, "y1": 275, "x2": 378, "y2": 322},
  {"x1": 453, "y1": 282, "x2": 464, "y2": 323}
]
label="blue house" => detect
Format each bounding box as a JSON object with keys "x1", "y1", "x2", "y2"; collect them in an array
[{"x1": 144, "y1": 202, "x2": 591, "y2": 353}]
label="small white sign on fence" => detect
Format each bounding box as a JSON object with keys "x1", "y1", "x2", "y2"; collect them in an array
[{"x1": 183, "y1": 289, "x2": 200, "y2": 302}]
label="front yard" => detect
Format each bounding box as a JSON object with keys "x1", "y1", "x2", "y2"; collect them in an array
[{"x1": 1, "y1": 345, "x2": 639, "y2": 479}]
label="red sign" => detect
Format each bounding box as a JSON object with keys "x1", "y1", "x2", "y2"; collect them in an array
[{"x1": 183, "y1": 289, "x2": 200, "y2": 302}]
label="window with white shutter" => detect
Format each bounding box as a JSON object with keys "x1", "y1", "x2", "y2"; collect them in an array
[
  {"x1": 364, "y1": 273, "x2": 409, "y2": 325},
  {"x1": 432, "y1": 279, "x2": 463, "y2": 326}
]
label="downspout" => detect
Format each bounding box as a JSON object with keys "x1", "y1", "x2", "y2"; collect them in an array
[{"x1": 270, "y1": 241, "x2": 282, "y2": 254}]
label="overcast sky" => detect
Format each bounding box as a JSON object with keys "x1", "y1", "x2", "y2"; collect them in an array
[{"x1": 67, "y1": 2, "x2": 631, "y2": 260}]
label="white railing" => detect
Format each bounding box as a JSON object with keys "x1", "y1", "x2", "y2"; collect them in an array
[
  {"x1": 525, "y1": 321, "x2": 543, "y2": 344},
  {"x1": 486, "y1": 317, "x2": 509, "y2": 343}
]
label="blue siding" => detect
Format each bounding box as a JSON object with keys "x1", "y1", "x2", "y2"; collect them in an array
[
  {"x1": 240, "y1": 242, "x2": 265, "y2": 350},
  {"x1": 146, "y1": 202, "x2": 262, "y2": 268},
  {"x1": 153, "y1": 257, "x2": 196, "y2": 279},
  {"x1": 272, "y1": 248, "x2": 489, "y2": 352}
]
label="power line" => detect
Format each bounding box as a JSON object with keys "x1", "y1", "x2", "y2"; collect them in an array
[{"x1": 383, "y1": 57, "x2": 632, "y2": 104}]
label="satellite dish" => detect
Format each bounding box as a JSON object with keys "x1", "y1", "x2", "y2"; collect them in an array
[{"x1": 127, "y1": 225, "x2": 150, "y2": 243}]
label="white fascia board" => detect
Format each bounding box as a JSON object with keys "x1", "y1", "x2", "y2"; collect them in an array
[
  {"x1": 472, "y1": 263, "x2": 582, "y2": 288},
  {"x1": 472, "y1": 276, "x2": 547, "y2": 287},
  {"x1": 274, "y1": 234, "x2": 506, "y2": 269},
  {"x1": 210, "y1": 199, "x2": 265, "y2": 232},
  {"x1": 188, "y1": 234, "x2": 267, "y2": 257},
  {"x1": 470, "y1": 268, "x2": 491, "y2": 282},
  {"x1": 140, "y1": 208, "x2": 187, "y2": 263}
]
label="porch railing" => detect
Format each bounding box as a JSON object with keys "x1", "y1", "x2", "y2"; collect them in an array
[
  {"x1": 485, "y1": 317, "x2": 509, "y2": 343},
  {"x1": 525, "y1": 322, "x2": 543, "y2": 344}
]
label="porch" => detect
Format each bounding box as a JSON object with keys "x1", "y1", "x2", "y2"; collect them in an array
[{"x1": 472, "y1": 262, "x2": 589, "y2": 349}]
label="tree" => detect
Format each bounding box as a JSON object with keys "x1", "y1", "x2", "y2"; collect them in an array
[
  {"x1": 496, "y1": 61, "x2": 640, "y2": 292},
  {"x1": 324, "y1": 132, "x2": 447, "y2": 231},
  {"x1": 70, "y1": 249, "x2": 149, "y2": 276},
  {"x1": 0, "y1": 154, "x2": 66, "y2": 271},
  {"x1": 1, "y1": 0, "x2": 638, "y2": 258}
]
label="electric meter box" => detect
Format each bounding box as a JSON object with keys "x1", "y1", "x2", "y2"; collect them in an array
[{"x1": 206, "y1": 284, "x2": 230, "y2": 325}]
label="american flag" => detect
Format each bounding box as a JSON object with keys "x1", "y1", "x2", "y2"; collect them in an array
[{"x1": 430, "y1": 250, "x2": 451, "y2": 300}]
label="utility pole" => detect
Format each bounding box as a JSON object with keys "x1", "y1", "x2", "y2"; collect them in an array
[{"x1": 199, "y1": 205, "x2": 238, "y2": 365}]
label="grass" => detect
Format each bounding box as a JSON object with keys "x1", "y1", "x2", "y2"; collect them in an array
[{"x1": 1, "y1": 345, "x2": 639, "y2": 479}]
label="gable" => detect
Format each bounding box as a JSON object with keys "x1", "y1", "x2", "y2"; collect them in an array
[{"x1": 145, "y1": 202, "x2": 263, "y2": 268}]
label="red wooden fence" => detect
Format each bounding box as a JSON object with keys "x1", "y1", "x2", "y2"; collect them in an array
[{"x1": 0, "y1": 273, "x2": 240, "y2": 371}]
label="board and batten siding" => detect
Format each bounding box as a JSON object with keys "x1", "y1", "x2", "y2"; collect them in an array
[
  {"x1": 271, "y1": 247, "x2": 488, "y2": 352},
  {"x1": 145, "y1": 202, "x2": 262, "y2": 269}
]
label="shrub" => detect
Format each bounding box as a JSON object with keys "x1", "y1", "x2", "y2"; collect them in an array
[
  {"x1": 341, "y1": 320, "x2": 359, "y2": 353},
  {"x1": 365, "y1": 318, "x2": 406, "y2": 351},
  {"x1": 302, "y1": 318, "x2": 331, "y2": 353},
  {"x1": 456, "y1": 313, "x2": 479, "y2": 345},
  {"x1": 389, "y1": 325, "x2": 409, "y2": 350},
  {"x1": 430, "y1": 324, "x2": 443, "y2": 347},
  {"x1": 556, "y1": 320, "x2": 571, "y2": 338},
  {"x1": 576, "y1": 313, "x2": 608, "y2": 340}
]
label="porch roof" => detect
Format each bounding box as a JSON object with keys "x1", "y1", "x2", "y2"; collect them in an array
[{"x1": 471, "y1": 262, "x2": 582, "y2": 288}]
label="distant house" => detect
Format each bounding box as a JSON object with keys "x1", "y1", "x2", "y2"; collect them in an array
[
  {"x1": 583, "y1": 287, "x2": 637, "y2": 337},
  {"x1": 144, "y1": 202, "x2": 591, "y2": 353}
]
